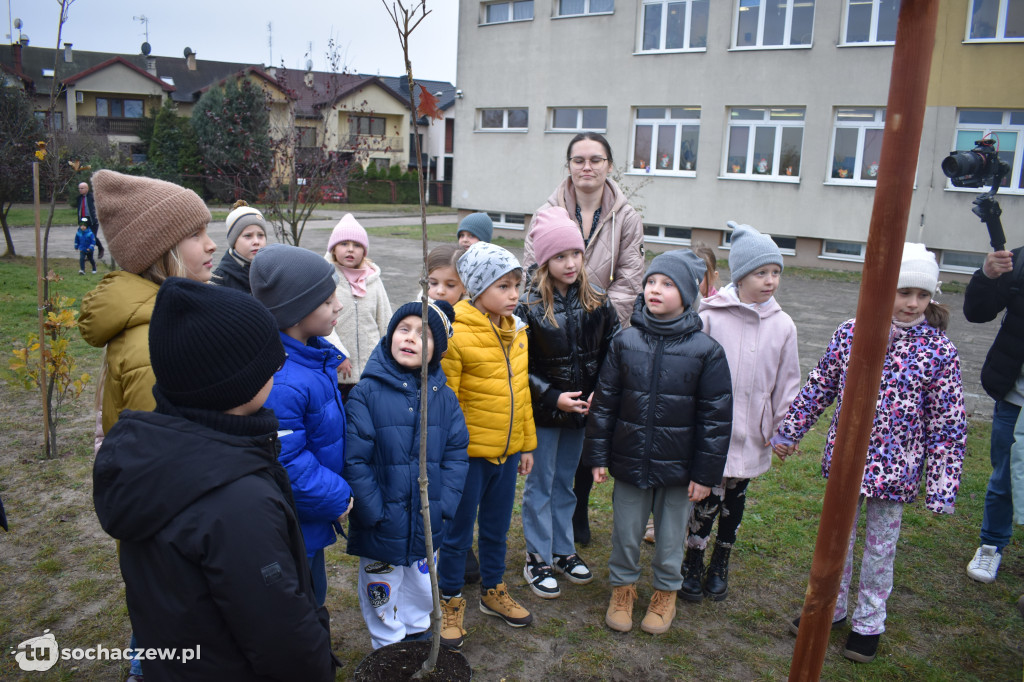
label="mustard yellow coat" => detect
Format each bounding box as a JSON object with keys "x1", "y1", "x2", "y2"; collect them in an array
[{"x1": 442, "y1": 299, "x2": 537, "y2": 464}]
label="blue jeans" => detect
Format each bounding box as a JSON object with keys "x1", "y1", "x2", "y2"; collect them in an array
[
  {"x1": 439, "y1": 453, "x2": 521, "y2": 594},
  {"x1": 522, "y1": 426, "x2": 585, "y2": 563},
  {"x1": 79, "y1": 249, "x2": 95, "y2": 271},
  {"x1": 981, "y1": 400, "x2": 1021, "y2": 552}
]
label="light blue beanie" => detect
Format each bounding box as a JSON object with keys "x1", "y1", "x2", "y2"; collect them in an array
[
  {"x1": 458, "y1": 212, "x2": 493, "y2": 243},
  {"x1": 727, "y1": 220, "x2": 784, "y2": 282}
]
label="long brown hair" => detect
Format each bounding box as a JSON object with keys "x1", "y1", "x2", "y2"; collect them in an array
[
  {"x1": 427, "y1": 243, "x2": 465, "y2": 274},
  {"x1": 924, "y1": 301, "x2": 950, "y2": 331},
  {"x1": 531, "y1": 263, "x2": 605, "y2": 327}
]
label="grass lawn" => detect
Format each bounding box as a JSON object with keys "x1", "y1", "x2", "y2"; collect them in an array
[{"x1": 0, "y1": 255, "x2": 1020, "y2": 680}]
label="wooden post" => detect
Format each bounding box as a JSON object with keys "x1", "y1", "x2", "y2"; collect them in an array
[
  {"x1": 788, "y1": 1, "x2": 939, "y2": 679},
  {"x1": 33, "y1": 161, "x2": 51, "y2": 455}
]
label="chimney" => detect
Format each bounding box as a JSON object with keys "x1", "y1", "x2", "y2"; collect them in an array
[
  {"x1": 63, "y1": 42, "x2": 72, "y2": 62},
  {"x1": 146, "y1": 57, "x2": 157, "y2": 75},
  {"x1": 186, "y1": 51, "x2": 197, "y2": 71},
  {"x1": 266, "y1": 65, "x2": 276, "y2": 78},
  {"x1": 12, "y1": 42, "x2": 23, "y2": 74}
]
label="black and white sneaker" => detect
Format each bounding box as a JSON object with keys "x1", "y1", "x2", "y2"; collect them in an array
[
  {"x1": 554, "y1": 552, "x2": 593, "y2": 585},
  {"x1": 523, "y1": 552, "x2": 560, "y2": 598}
]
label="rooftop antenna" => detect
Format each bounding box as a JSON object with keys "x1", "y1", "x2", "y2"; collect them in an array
[
  {"x1": 133, "y1": 14, "x2": 149, "y2": 43},
  {"x1": 267, "y1": 22, "x2": 272, "y2": 66}
]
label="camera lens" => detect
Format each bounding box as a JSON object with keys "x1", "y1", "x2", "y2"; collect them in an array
[{"x1": 941, "y1": 151, "x2": 985, "y2": 179}]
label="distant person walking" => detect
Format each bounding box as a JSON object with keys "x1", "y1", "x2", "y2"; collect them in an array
[{"x1": 77, "y1": 181, "x2": 105, "y2": 260}]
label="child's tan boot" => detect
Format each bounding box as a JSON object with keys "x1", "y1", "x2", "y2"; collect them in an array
[
  {"x1": 479, "y1": 582, "x2": 533, "y2": 627},
  {"x1": 440, "y1": 596, "x2": 468, "y2": 649},
  {"x1": 605, "y1": 584, "x2": 637, "y2": 632},
  {"x1": 640, "y1": 589, "x2": 677, "y2": 634}
]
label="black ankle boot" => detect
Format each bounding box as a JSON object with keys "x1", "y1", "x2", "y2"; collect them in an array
[
  {"x1": 678, "y1": 547, "x2": 705, "y2": 602},
  {"x1": 704, "y1": 543, "x2": 731, "y2": 601}
]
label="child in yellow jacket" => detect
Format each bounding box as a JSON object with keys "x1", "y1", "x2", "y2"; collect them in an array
[{"x1": 438, "y1": 242, "x2": 537, "y2": 649}]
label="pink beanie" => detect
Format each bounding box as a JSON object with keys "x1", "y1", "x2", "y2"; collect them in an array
[
  {"x1": 327, "y1": 213, "x2": 369, "y2": 255},
  {"x1": 531, "y1": 207, "x2": 585, "y2": 267}
]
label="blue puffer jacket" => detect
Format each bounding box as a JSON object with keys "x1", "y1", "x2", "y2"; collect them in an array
[
  {"x1": 264, "y1": 332, "x2": 352, "y2": 555},
  {"x1": 344, "y1": 341, "x2": 469, "y2": 567}
]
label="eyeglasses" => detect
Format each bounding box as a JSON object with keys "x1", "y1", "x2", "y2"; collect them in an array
[{"x1": 569, "y1": 156, "x2": 608, "y2": 169}]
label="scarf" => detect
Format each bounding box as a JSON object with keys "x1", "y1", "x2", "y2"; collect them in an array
[{"x1": 339, "y1": 264, "x2": 370, "y2": 297}]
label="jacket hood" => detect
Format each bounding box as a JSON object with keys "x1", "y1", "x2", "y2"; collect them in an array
[
  {"x1": 699, "y1": 284, "x2": 783, "y2": 319},
  {"x1": 629, "y1": 293, "x2": 703, "y2": 338},
  {"x1": 79, "y1": 271, "x2": 160, "y2": 348},
  {"x1": 547, "y1": 176, "x2": 629, "y2": 218},
  {"x1": 360, "y1": 338, "x2": 447, "y2": 391},
  {"x1": 453, "y1": 298, "x2": 527, "y2": 335},
  {"x1": 93, "y1": 407, "x2": 279, "y2": 542}
]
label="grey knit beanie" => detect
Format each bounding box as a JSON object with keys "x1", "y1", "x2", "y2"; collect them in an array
[
  {"x1": 224, "y1": 202, "x2": 267, "y2": 251},
  {"x1": 645, "y1": 249, "x2": 707, "y2": 309},
  {"x1": 457, "y1": 212, "x2": 493, "y2": 243},
  {"x1": 250, "y1": 243, "x2": 339, "y2": 329},
  {"x1": 727, "y1": 220, "x2": 784, "y2": 282},
  {"x1": 456, "y1": 241, "x2": 521, "y2": 301}
]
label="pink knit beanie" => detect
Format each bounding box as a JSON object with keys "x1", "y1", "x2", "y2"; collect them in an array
[
  {"x1": 327, "y1": 213, "x2": 369, "y2": 256},
  {"x1": 531, "y1": 207, "x2": 585, "y2": 267},
  {"x1": 92, "y1": 169, "x2": 212, "y2": 275}
]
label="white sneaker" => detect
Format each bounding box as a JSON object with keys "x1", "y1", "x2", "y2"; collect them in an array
[
  {"x1": 523, "y1": 552, "x2": 560, "y2": 599},
  {"x1": 966, "y1": 545, "x2": 1001, "y2": 583}
]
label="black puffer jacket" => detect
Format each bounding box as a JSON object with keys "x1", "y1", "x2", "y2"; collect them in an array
[
  {"x1": 212, "y1": 249, "x2": 253, "y2": 294},
  {"x1": 963, "y1": 246, "x2": 1024, "y2": 401},
  {"x1": 93, "y1": 391, "x2": 336, "y2": 682},
  {"x1": 583, "y1": 296, "x2": 733, "y2": 489},
  {"x1": 516, "y1": 282, "x2": 620, "y2": 429}
]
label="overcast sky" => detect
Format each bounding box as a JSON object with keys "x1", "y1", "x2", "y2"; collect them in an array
[{"x1": 6, "y1": 0, "x2": 458, "y2": 83}]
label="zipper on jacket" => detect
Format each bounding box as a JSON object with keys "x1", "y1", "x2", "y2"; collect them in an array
[
  {"x1": 353, "y1": 299, "x2": 361, "y2": 367},
  {"x1": 564, "y1": 290, "x2": 582, "y2": 404},
  {"x1": 324, "y1": 352, "x2": 344, "y2": 413},
  {"x1": 491, "y1": 322, "x2": 516, "y2": 457},
  {"x1": 642, "y1": 336, "x2": 666, "y2": 484}
]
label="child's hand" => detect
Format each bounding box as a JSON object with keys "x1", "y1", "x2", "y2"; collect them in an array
[
  {"x1": 773, "y1": 443, "x2": 797, "y2": 461},
  {"x1": 556, "y1": 391, "x2": 588, "y2": 414},
  {"x1": 688, "y1": 481, "x2": 711, "y2": 502},
  {"x1": 592, "y1": 467, "x2": 607, "y2": 483},
  {"x1": 336, "y1": 496, "x2": 355, "y2": 523},
  {"x1": 338, "y1": 358, "x2": 353, "y2": 380},
  {"x1": 518, "y1": 452, "x2": 533, "y2": 475}
]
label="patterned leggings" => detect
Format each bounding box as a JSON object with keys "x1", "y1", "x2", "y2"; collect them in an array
[
  {"x1": 685, "y1": 477, "x2": 750, "y2": 550},
  {"x1": 834, "y1": 496, "x2": 904, "y2": 635}
]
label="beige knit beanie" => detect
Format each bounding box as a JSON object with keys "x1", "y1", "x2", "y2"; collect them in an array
[{"x1": 92, "y1": 170, "x2": 212, "y2": 274}]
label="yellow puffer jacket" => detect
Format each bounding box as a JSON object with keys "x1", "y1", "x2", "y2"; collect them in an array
[
  {"x1": 79, "y1": 271, "x2": 160, "y2": 434},
  {"x1": 442, "y1": 299, "x2": 537, "y2": 464}
]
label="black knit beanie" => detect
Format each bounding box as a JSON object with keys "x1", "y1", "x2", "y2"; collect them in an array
[
  {"x1": 386, "y1": 300, "x2": 455, "y2": 366},
  {"x1": 149, "y1": 277, "x2": 286, "y2": 411}
]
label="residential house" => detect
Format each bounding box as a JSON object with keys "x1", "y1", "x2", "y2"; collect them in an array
[{"x1": 452, "y1": 0, "x2": 1023, "y2": 277}]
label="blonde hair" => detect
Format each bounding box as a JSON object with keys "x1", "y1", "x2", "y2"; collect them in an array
[
  {"x1": 140, "y1": 246, "x2": 187, "y2": 284},
  {"x1": 531, "y1": 263, "x2": 605, "y2": 327},
  {"x1": 924, "y1": 301, "x2": 950, "y2": 331}
]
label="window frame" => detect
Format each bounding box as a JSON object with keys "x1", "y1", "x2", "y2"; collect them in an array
[
  {"x1": 840, "y1": 0, "x2": 901, "y2": 46},
  {"x1": 349, "y1": 115, "x2": 387, "y2": 137},
  {"x1": 95, "y1": 97, "x2": 145, "y2": 119},
  {"x1": 481, "y1": 0, "x2": 535, "y2": 25},
  {"x1": 477, "y1": 108, "x2": 529, "y2": 132},
  {"x1": 548, "y1": 107, "x2": 608, "y2": 133},
  {"x1": 721, "y1": 230, "x2": 797, "y2": 255},
  {"x1": 636, "y1": 0, "x2": 710, "y2": 53},
  {"x1": 731, "y1": 0, "x2": 816, "y2": 50},
  {"x1": 486, "y1": 211, "x2": 527, "y2": 230},
  {"x1": 826, "y1": 107, "x2": 886, "y2": 186},
  {"x1": 629, "y1": 106, "x2": 701, "y2": 176},
  {"x1": 939, "y1": 249, "x2": 986, "y2": 274},
  {"x1": 722, "y1": 106, "x2": 805, "y2": 182},
  {"x1": 821, "y1": 239, "x2": 866, "y2": 262},
  {"x1": 965, "y1": 0, "x2": 1024, "y2": 42},
  {"x1": 554, "y1": 0, "x2": 615, "y2": 18},
  {"x1": 946, "y1": 109, "x2": 1024, "y2": 195},
  {"x1": 643, "y1": 224, "x2": 693, "y2": 245}
]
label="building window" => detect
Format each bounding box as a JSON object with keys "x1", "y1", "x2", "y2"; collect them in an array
[
  {"x1": 478, "y1": 108, "x2": 528, "y2": 131},
  {"x1": 297, "y1": 127, "x2": 318, "y2": 148},
  {"x1": 631, "y1": 107, "x2": 700, "y2": 174},
  {"x1": 486, "y1": 212, "x2": 527, "y2": 230},
  {"x1": 350, "y1": 115, "x2": 386, "y2": 136},
  {"x1": 842, "y1": 0, "x2": 900, "y2": 45},
  {"x1": 557, "y1": 0, "x2": 614, "y2": 17},
  {"x1": 967, "y1": 0, "x2": 1024, "y2": 41},
  {"x1": 643, "y1": 224, "x2": 692, "y2": 244},
  {"x1": 96, "y1": 98, "x2": 144, "y2": 118},
  {"x1": 734, "y1": 0, "x2": 815, "y2": 48},
  {"x1": 722, "y1": 230, "x2": 796, "y2": 254},
  {"x1": 949, "y1": 109, "x2": 1024, "y2": 193},
  {"x1": 828, "y1": 107, "x2": 885, "y2": 184},
  {"x1": 822, "y1": 239, "x2": 866, "y2": 261},
  {"x1": 724, "y1": 107, "x2": 804, "y2": 180},
  {"x1": 483, "y1": 0, "x2": 534, "y2": 24},
  {"x1": 34, "y1": 111, "x2": 63, "y2": 130},
  {"x1": 639, "y1": 0, "x2": 709, "y2": 51},
  {"x1": 371, "y1": 157, "x2": 390, "y2": 172},
  {"x1": 550, "y1": 107, "x2": 607, "y2": 132},
  {"x1": 940, "y1": 249, "x2": 986, "y2": 273}
]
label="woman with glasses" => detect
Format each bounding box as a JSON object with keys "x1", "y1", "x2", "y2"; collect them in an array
[
  {"x1": 523, "y1": 132, "x2": 646, "y2": 547},
  {"x1": 524, "y1": 132, "x2": 645, "y2": 327}
]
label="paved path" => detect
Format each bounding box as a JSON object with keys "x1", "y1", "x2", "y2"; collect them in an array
[{"x1": 8, "y1": 216, "x2": 997, "y2": 417}]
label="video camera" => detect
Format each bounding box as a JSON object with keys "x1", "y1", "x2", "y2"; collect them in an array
[{"x1": 941, "y1": 137, "x2": 1010, "y2": 251}]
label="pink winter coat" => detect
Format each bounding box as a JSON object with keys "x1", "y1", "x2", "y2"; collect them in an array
[
  {"x1": 776, "y1": 319, "x2": 967, "y2": 513},
  {"x1": 699, "y1": 287, "x2": 801, "y2": 479},
  {"x1": 524, "y1": 177, "x2": 645, "y2": 326}
]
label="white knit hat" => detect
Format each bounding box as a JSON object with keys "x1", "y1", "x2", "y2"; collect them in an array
[{"x1": 897, "y1": 243, "x2": 939, "y2": 294}]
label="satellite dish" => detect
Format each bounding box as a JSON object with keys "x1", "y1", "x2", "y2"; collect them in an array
[
  {"x1": 305, "y1": 58, "x2": 313, "y2": 72},
  {"x1": 13, "y1": 18, "x2": 22, "y2": 29},
  {"x1": 184, "y1": 47, "x2": 193, "y2": 57},
  {"x1": 141, "y1": 42, "x2": 151, "y2": 55}
]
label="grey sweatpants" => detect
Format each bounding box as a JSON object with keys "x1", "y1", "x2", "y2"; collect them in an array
[{"x1": 608, "y1": 480, "x2": 692, "y2": 591}]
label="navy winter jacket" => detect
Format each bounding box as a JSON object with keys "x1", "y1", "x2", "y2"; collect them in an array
[
  {"x1": 344, "y1": 342, "x2": 469, "y2": 566},
  {"x1": 583, "y1": 297, "x2": 733, "y2": 489},
  {"x1": 963, "y1": 246, "x2": 1024, "y2": 401},
  {"x1": 264, "y1": 332, "x2": 352, "y2": 555}
]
